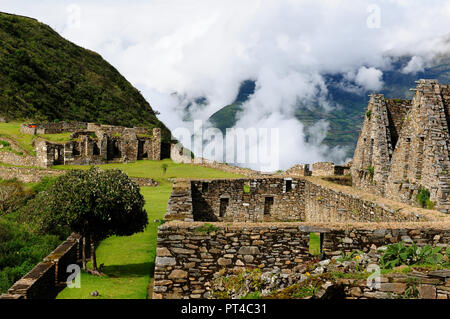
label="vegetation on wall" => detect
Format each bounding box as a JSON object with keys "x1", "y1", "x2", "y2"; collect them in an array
[{"x1": 416, "y1": 187, "x2": 434, "y2": 209}]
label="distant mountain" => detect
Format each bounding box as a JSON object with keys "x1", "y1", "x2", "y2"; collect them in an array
[
  {"x1": 208, "y1": 56, "x2": 450, "y2": 157},
  {"x1": 0, "y1": 12, "x2": 170, "y2": 140}
]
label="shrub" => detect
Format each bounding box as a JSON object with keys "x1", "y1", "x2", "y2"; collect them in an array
[
  {"x1": 366, "y1": 110, "x2": 372, "y2": 119},
  {"x1": 0, "y1": 218, "x2": 61, "y2": 293},
  {"x1": 0, "y1": 179, "x2": 33, "y2": 215},
  {"x1": 21, "y1": 168, "x2": 148, "y2": 274},
  {"x1": 380, "y1": 242, "x2": 447, "y2": 269},
  {"x1": 416, "y1": 187, "x2": 434, "y2": 209}
]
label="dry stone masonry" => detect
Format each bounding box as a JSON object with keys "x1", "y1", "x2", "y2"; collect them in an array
[
  {"x1": 351, "y1": 80, "x2": 450, "y2": 213},
  {"x1": 153, "y1": 222, "x2": 449, "y2": 299},
  {"x1": 165, "y1": 178, "x2": 433, "y2": 223},
  {"x1": 21, "y1": 122, "x2": 165, "y2": 167}
]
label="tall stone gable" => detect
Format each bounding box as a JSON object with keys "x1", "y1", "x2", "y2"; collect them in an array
[{"x1": 352, "y1": 79, "x2": 450, "y2": 213}]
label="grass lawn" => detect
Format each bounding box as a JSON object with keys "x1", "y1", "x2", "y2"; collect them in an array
[
  {"x1": 52, "y1": 158, "x2": 242, "y2": 184},
  {"x1": 56, "y1": 160, "x2": 243, "y2": 299},
  {"x1": 309, "y1": 233, "x2": 321, "y2": 256},
  {"x1": 0, "y1": 122, "x2": 35, "y2": 154},
  {"x1": 37, "y1": 132, "x2": 73, "y2": 143}
]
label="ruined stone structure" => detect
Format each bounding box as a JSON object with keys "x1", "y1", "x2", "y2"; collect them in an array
[
  {"x1": 285, "y1": 164, "x2": 311, "y2": 177},
  {"x1": 165, "y1": 177, "x2": 434, "y2": 224},
  {"x1": 21, "y1": 122, "x2": 164, "y2": 167},
  {"x1": 312, "y1": 162, "x2": 350, "y2": 177},
  {"x1": 351, "y1": 80, "x2": 450, "y2": 213}
]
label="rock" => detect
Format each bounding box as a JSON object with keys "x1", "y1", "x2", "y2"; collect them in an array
[
  {"x1": 171, "y1": 248, "x2": 195, "y2": 255},
  {"x1": 157, "y1": 247, "x2": 172, "y2": 257},
  {"x1": 370, "y1": 244, "x2": 377, "y2": 253},
  {"x1": 168, "y1": 270, "x2": 188, "y2": 280},
  {"x1": 218, "y1": 258, "x2": 232, "y2": 266},
  {"x1": 401, "y1": 236, "x2": 413, "y2": 244},
  {"x1": 380, "y1": 283, "x2": 407, "y2": 294},
  {"x1": 236, "y1": 259, "x2": 245, "y2": 266},
  {"x1": 342, "y1": 237, "x2": 353, "y2": 244},
  {"x1": 349, "y1": 287, "x2": 363, "y2": 297},
  {"x1": 238, "y1": 246, "x2": 260, "y2": 255},
  {"x1": 312, "y1": 266, "x2": 324, "y2": 275},
  {"x1": 155, "y1": 257, "x2": 176, "y2": 266},
  {"x1": 319, "y1": 259, "x2": 331, "y2": 267},
  {"x1": 153, "y1": 286, "x2": 168, "y2": 293},
  {"x1": 418, "y1": 285, "x2": 436, "y2": 299},
  {"x1": 243, "y1": 255, "x2": 254, "y2": 263}
]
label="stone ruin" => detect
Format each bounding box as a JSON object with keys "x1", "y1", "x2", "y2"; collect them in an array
[
  {"x1": 351, "y1": 79, "x2": 450, "y2": 213},
  {"x1": 152, "y1": 79, "x2": 450, "y2": 300},
  {"x1": 21, "y1": 122, "x2": 165, "y2": 167}
]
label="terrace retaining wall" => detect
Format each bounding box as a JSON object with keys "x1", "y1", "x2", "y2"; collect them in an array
[{"x1": 153, "y1": 222, "x2": 450, "y2": 299}]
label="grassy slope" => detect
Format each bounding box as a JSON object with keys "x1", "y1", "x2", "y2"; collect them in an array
[
  {"x1": 0, "y1": 12, "x2": 170, "y2": 140},
  {"x1": 56, "y1": 160, "x2": 243, "y2": 299}
]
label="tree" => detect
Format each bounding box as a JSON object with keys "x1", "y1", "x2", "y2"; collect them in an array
[{"x1": 24, "y1": 167, "x2": 148, "y2": 275}]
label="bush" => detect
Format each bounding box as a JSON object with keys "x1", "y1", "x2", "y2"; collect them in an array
[
  {"x1": 0, "y1": 218, "x2": 61, "y2": 293},
  {"x1": 380, "y1": 242, "x2": 447, "y2": 269},
  {"x1": 416, "y1": 187, "x2": 434, "y2": 209},
  {"x1": 0, "y1": 179, "x2": 33, "y2": 215}
]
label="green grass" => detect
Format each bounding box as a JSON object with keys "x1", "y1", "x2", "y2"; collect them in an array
[
  {"x1": 52, "y1": 159, "x2": 243, "y2": 185},
  {"x1": 0, "y1": 122, "x2": 35, "y2": 154},
  {"x1": 56, "y1": 161, "x2": 242, "y2": 299},
  {"x1": 309, "y1": 233, "x2": 321, "y2": 256},
  {"x1": 56, "y1": 185, "x2": 170, "y2": 299},
  {"x1": 37, "y1": 132, "x2": 73, "y2": 143}
]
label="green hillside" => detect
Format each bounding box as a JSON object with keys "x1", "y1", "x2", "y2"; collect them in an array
[{"x1": 0, "y1": 12, "x2": 170, "y2": 139}]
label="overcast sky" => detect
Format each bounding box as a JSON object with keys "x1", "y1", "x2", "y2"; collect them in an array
[{"x1": 2, "y1": 0, "x2": 450, "y2": 170}]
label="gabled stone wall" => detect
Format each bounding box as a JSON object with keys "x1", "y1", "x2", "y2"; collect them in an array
[
  {"x1": 352, "y1": 80, "x2": 450, "y2": 213},
  {"x1": 30, "y1": 124, "x2": 164, "y2": 167},
  {"x1": 191, "y1": 178, "x2": 306, "y2": 222}
]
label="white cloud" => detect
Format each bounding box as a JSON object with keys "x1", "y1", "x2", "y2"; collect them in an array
[
  {"x1": 402, "y1": 56, "x2": 426, "y2": 74},
  {"x1": 1, "y1": 0, "x2": 450, "y2": 170},
  {"x1": 355, "y1": 67, "x2": 384, "y2": 91}
]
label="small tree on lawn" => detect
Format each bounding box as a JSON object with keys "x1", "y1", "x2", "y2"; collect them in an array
[{"x1": 27, "y1": 167, "x2": 148, "y2": 275}]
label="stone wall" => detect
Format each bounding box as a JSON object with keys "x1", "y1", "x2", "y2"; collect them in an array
[
  {"x1": 303, "y1": 180, "x2": 423, "y2": 223},
  {"x1": 153, "y1": 222, "x2": 449, "y2": 299},
  {"x1": 166, "y1": 178, "x2": 432, "y2": 223},
  {"x1": 191, "y1": 178, "x2": 306, "y2": 222},
  {"x1": 0, "y1": 166, "x2": 63, "y2": 183},
  {"x1": 340, "y1": 271, "x2": 450, "y2": 299},
  {"x1": 22, "y1": 123, "x2": 164, "y2": 168},
  {"x1": 20, "y1": 122, "x2": 88, "y2": 135},
  {"x1": 312, "y1": 162, "x2": 348, "y2": 177},
  {"x1": 165, "y1": 180, "x2": 194, "y2": 222},
  {"x1": 285, "y1": 164, "x2": 311, "y2": 177},
  {"x1": 312, "y1": 162, "x2": 335, "y2": 176},
  {"x1": 352, "y1": 80, "x2": 450, "y2": 213},
  {"x1": 0, "y1": 233, "x2": 82, "y2": 299},
  {"x1": 0, "y1": 151, "x2": 36, "y2": 166}
]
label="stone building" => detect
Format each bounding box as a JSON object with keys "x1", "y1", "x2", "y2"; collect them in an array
[
  {"x1": 351, "y1": 79, "x2": 450, "y2": 213},
  {"x1": 22, "y1": 122, "x2": 165, "y2": 167}
]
